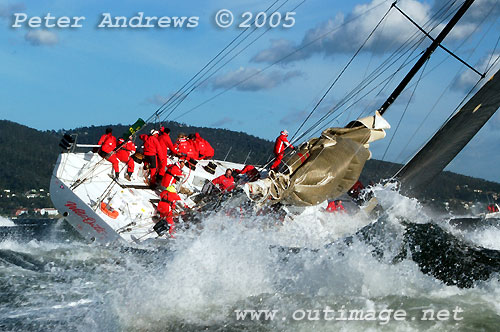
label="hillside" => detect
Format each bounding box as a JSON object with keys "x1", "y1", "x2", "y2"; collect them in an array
[{"x1": 1, "y1": 119, "x2": 499, "y2": 216}]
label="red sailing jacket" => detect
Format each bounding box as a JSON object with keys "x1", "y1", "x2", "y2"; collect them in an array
[
  {"x1": 234, "y1": 165, "x2": 260, "y2": 181},
  {"x1": 326, "y1": 201, "x2": 345, "y2": 212},
  {"x1": 188, "y1": 139, "x2": 199, "y2": 159},
  {"x1": 140, "y1": 134, "x2": 162, "y2": 156},
  {"x1": 157, "y1": 190, "x2": 181, "y2": 217},
  {"x1": 116, "y1": 138, "x2": 136, "y2": 160},
  {"x1": 98, "y1": 133, "x2": 117, "y2": 154},
  {"x1": 159, "y1": 133, "x2": 176, "y2": 155},
  {"x1": 175, "y1": 138, "x2": 197, "y2": 159},
  {"x1": 212, "y1": 174, "x2": 235, "y2": 192},
  {"x1": 161, "y1": 163, "x2": 184, "y2": 188},
  {"x1": 195, "y1": 133, "x2": 214, "y2": 159},
  {"x1": 274, "y1": 134, "x2": 293, "y2": 155}
]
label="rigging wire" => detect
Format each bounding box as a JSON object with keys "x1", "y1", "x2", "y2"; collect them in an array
[
  {"x1": 156, "y1": 0, "x2": 294, "y2": 122},
  {"x1": 288, "y1": 2, "x2": 395, "y2": 143},
  {"x1": 172, "y1": 0, "x2": 391, "y2": 121},
  {"x1": 394, "y1": 5, "x2": 500, "y2": 163},
  {"x1": 381, "y1": 59, "x2": 429, "y2": 161},
  {"x1": 289, "y1": 0, "x2": 459, "y2": 145},
  {"x1": 294, "y1": 0, "x2": 477, "y2": 150}
]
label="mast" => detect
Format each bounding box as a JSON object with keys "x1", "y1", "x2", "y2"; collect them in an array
[{"x1": 378, "y1": 0, "x2": 475, "y2": 116}]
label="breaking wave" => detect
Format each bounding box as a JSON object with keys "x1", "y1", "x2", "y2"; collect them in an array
[
  {"x1": 0, "y1": 216, "x2": 16, "y2": 227},
  {"x1": 1, "y1": 186, "x2": 499, "y2": 331}
]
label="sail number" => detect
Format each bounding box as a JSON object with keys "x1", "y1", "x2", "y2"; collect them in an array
[{"x1": 215, "y1": 10, "x2": 295, "y2": 29}]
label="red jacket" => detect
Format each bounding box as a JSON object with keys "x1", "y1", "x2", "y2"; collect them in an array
[
  {"x1": 159, "y1": 133, "x2": 176, "y2": 155},
  {"x1": 175, "y1": 138, "x2": 197, "y2": 159},
  {"x1": 188, "y1": 139, "x2": 199, "y2": 159},
  {"x1": 116, "y1": 138, "x2": 136, "y2": 160},
  {"x1": 161, "y1": 163, "x2": 184, "y2": 188},
  {"x1": 326, "y1": 201, "x2": 345, "y2": 212},
  {"x1": 348, "y1": 180, "x2": 365, "y2": 199},
  {"x1": 234, "y1": 165, "x2": 260, "y2": 181},
  {"x1": 157, "y1": 190, "x2": 181, "y2": 217},
  {"x1": 195, "y1": 133, "x2": 214, "y2": 159},
  {"x1": 140, "y1": 134, "x2": 162, "y2": 156},
  {"x1": 274, "y1": 134, "x2": 293, "y2": 155},
  {"x1": 212, "y1": 174, "x2": 235, "y2": 192},
  {"x1": 98, "y1": 133, "x2": 116, "y2": 154}
]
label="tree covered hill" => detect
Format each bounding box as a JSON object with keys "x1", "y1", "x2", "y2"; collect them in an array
[{"x1": 1, "y1": 119, "x2": 499, "y2": 215}]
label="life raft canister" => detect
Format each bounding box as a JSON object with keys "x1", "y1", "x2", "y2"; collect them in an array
[{"x1": 100, "y1": 202, "x2": 119, "y2": 219}]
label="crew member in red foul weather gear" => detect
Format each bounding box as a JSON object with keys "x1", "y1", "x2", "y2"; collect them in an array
[
  {"x1": 233, "y1": 165, "x2": 260, "y2": 182},
  {"x1": 326, "y1": 200, "x2": 346, "y2": 213},
  {"x1": 161, "y1": 160, "x2": 185, "y2": 188},
  {"x1": 116, "y1": 137, "x2": 136, "y2": 181},
  {"x1": 194, "y1": 133, "x2": 215, "y2": 160},
  {"x1": 187, "y1": 134, "x2": 200, "y2": 160},
  {"x1": 159, "y1": 127, "x2": 176, "y2": 157},
  {"x1": 348, "y1": 180, "x2": 365, "y2": 204},
  {"x1": 97, "y1": 128, "x2": 119, "y2": 178},
  {"x1": 175, "y1": 133, "x2": 197, "y2": 161},
  {"x1": 156, "y1": 186, "x2": 181, "y2": 236},
  {"x1": 212, "y1": 169, "x2": 235, "y2": 192},
  {"x1": 139, "y1": 132, "x2": 162, "y2": 186},
  {"x1": 270, "y1": 130, "x2": 294, "y2": 171},
  {"x1": 150, "y1": 130, "x2": 167, "y2": 182}
]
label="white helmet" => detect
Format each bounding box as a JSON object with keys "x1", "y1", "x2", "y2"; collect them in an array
[
  {"x1": 281, "y1": 130, "x2": 288, "y2": 136},
  {"x1": 150, "y1": 129, "x2": 159, "y2": 136}
]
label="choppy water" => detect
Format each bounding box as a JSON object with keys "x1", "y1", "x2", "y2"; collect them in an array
[{"x1": 1, "y1": 187, "x2": 499, "y2": 331}]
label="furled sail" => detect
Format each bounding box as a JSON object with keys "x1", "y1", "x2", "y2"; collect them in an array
[
  {"x1": 245, "y1": 112, "x2": 390, "y2": 206},
  {"x1": 396, "y1": 69, "x2": 500, "y2": 193}
]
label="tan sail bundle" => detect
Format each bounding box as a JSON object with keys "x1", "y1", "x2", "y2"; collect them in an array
[{"x1": 245, "y1": 112, "x2": 390, "y2": 206}]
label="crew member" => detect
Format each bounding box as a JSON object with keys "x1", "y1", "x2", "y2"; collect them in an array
[
  {"x1": 156, "y1": 186, "x2": 182, "y2": 237},
  {"x1": 233, "y1": 165, "x2": 260, "y2": 182},
  {"x1": 116, "y1": 137, "x2": 136, "y2": 181},
  {"x1": 212, "y1": 169, "x2": 235, "y2": 192},
  {"x1": 97, "y1": 128, "x2": 119, "y2": 179},
  {"x1": 159, "y1": 127, "x2": 176, "y2": 157},
  {"x1": 193, "y1": 133, "x2": 214, "y2": 160},
  {"x1": 326, "y1": 199, "x2": 346, "y2": 213},
  {"x1": 270, "y1": 130, "x2": 294, "y2": 171},
  {"x1": 175, "y1": 133, "x2": 197, "y2": 161},
  {"x1": 161, "y1": 160, "x2": 185, "y2": 188},
  {"x1": 348, "y1": 180, "x2": 365, "y2": 204},
  {"x1": 187, "y1": 134, "x2": 200, "y2": 160},
  {"x1": 151, "y1": 129, "x2": 167, "y2": 182},
  {"x1": 139, "y1": 131, "x2": 162, "y2": 186}
]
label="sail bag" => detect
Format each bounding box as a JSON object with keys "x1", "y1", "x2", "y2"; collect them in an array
[{"x1": 245, "y1": 112, "x2": 390, "y2": 206}]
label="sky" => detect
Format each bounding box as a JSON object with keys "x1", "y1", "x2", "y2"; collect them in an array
[{"x1": 1, "y1": 0, "x2": 500, "y2": 181}]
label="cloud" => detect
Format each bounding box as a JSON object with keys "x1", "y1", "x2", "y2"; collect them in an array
[
  {"x1": 452, "y1": 53, "x2": 500, "y2": 92},
  {"x1": 210, "y1": 67, "x2": 303, "y2": 91},
  {"x1": 145, "y1": 92, "x2": 188, "y2": 106},
  {"x1": 252, "y1": 0, "x2": 499, "y2": 65},
  {"x1": 24, "y1": 30, "x2": 58, "y2": 46},
  {"x1": 211, "y1": 116, "x2": 234, "y2": 127},
  {"x1": 0, "y1": 2, "x2": 25, "y2": 19},
  {"x1": 280, "y1": 110, "x2": 309, "y2": 125},
  {"x1": 253, "y1": 0, "x2": 431, "y2": 64},
  {"x1": 433, "y1": 0, "x2": 500, "y2": 25}
]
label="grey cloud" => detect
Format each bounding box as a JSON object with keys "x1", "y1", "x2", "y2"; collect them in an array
[
  {"x1": 211, "y1": 117, "x2": 234, "y2": 127},
  {"x1": 24, "y1": 30, "x2": 58, "y2": 46},
  {"x1": 452, "y1": 53, "x2": 500, "y2": 92},
  {"x1": 145, "y1": 92, "x2": 187, "y2": 106},
  {"x1": 0, "y1": 2, "x2": 25, "y2": 19},
  {"x1": 252, "y1": 0, "x2": 498, "y2": 65},
  {"x1": 211, "y1": 67, "x2": 303, "y2": 91}
]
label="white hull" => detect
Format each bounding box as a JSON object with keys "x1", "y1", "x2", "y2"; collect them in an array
[{"x1": 50, "y1": 151, "x2": 246, "y2": 244}]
